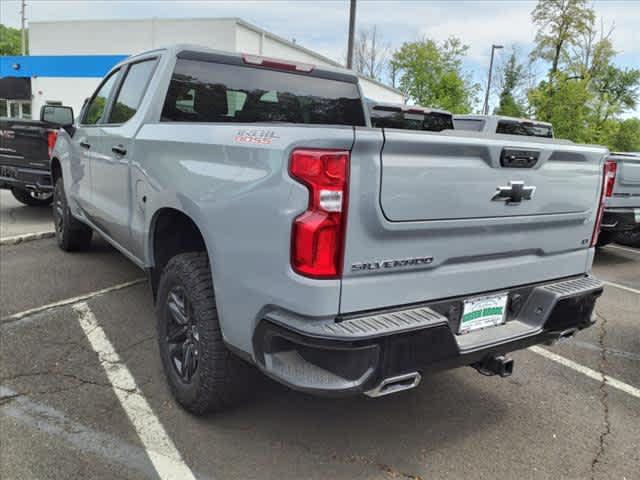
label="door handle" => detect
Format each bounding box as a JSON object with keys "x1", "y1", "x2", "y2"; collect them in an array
[
  {"x1": 79, "y1": 141, "x2": 91, "y2": 149},
  {"x1": 111, "y1": 145, "x2": 127, "y2": 156}
]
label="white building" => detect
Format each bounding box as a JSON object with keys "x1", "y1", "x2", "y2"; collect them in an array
[{"x1": 24, "y1": 17, "x2": 403, "y2": 116}]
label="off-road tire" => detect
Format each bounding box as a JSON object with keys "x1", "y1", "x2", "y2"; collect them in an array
[
  {"x1": 11, "y1": 188, "x2": 53, "y2": 207},
  {"x1": 156, "y1": 252, "x2": 254, "y2": 415},
  {"x1": 616, "y1": 230, "x2": 640, "y2": 248},
  {"x1": 53, "y1": 177, "x2": 92, "y2": 251}
]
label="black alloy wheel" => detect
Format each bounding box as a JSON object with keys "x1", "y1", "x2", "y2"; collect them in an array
[{"x1": 165, "y1": 286, "x2": 200, "y2": 383}]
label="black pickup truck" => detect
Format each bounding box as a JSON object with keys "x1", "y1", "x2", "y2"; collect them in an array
[{"x1": 0, "y1": 106, "x2": 74, "y2": 206}]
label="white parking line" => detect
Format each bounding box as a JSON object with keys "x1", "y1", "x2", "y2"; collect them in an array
[
  {"x1": 73, "y1": 302, "x2": 197, "y2": 480},
  {"x1": 0, "y1": 386, "x2": 212, "y2": 480},
  {"x1": 606, "y1": 244, "x2": 640, "y2": 256},
  {"x1": 1, "y1": 279, "x2": 146, "y2": 323},
  {"x1": 0, "y1": 231, "x2": 55, "y2": 246},
  {"x1": 602, "y1": 280, "x2": 640, "y2": 295},
  {"x1": 530, "y1": 346, "x2": 640, "y2": 400}
]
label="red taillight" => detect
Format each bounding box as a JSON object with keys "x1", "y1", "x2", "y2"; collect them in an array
[
  {"x1": 47, "y1": 130, "x2": 58, "y2": 159},
  {"x1": 290, "y1": 149, "x2": 349, "y2": 278},
  {"x1": 591, "y1": 159, "x2": 617, "y2": 247}
]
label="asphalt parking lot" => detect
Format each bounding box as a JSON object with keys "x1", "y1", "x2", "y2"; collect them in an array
[{"x1": 1, "y1": 191, "x2": 638, "y2": 480}]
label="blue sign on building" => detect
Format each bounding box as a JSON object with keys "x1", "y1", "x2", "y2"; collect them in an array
[{"x1": 0, "y1": 55, "x2": 127, "y2": 78}]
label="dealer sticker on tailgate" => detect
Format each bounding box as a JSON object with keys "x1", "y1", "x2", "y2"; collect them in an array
[{"x1": 458, "y1": 293, "x2": 508, "y2": 335}]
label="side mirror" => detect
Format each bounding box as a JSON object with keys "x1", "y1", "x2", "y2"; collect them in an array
[{"x1": 40, "y1": 105, "x2": 74, "y2": 127}]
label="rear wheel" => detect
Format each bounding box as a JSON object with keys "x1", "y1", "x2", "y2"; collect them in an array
[
  {"x1": 53, "y1": 177, "x2": 92, "y2": 251},
  {"x1": 616, "y1": 230, "x2": 640, "y2": 248},
  {"x1": 156, "y1": 252, "x2": 254, "y2": 415},
  {"x1": 11, "y1": 188, "x2": 53, "y2": 207}
]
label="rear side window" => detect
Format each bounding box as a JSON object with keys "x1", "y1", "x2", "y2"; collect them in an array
[
  {"x1": 161, "y1": 59, "x2": 365, "y2": 126},
  {"x1": 496, "y1": 120, "x2": 553, "y2": 138},
  {"x1": 109, "y1": 59, "x2": 158, "y2": 124}
]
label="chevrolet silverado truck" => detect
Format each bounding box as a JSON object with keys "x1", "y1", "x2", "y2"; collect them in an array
[
  {"x1": 598, "y1": 152, "x2": 640, "y2": 247},
  {"x1": 0, "y1": 106, "x2": 74, "y2": 206},
  {"x1": 453, "y1": 114, "x2": 554, "y2": 138},
  {"x1": 50, "y1": 45, "x2": 608, "y2": 414}
]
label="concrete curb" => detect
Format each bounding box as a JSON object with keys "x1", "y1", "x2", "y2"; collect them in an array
[{"x1": 0, "y1": 231, "x2": 56, "y2": 246}]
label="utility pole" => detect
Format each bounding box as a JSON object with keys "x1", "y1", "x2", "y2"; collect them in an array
[
  {"x1": 483, "y1": 44, "x2": 503, "y2": 115},
  {"x1": 346, "y1": 0, "x2": 357, "y2": 69},
  {"x1": 20, "y1": 0, "x2": 27, "y2": 55}
]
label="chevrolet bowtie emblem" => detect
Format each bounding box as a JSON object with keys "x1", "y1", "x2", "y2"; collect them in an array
[{"x1": 492, "y1": 181, "x2": 536, "y2": 204}]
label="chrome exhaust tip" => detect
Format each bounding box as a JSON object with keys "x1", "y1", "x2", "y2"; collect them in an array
[{"x1": 364, "y1": 372, "x2": 422, "y2": 398}]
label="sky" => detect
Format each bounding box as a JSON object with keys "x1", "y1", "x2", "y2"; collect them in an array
[{"x1": 1, "y1": 0, "x2": 639, "y2": 113}]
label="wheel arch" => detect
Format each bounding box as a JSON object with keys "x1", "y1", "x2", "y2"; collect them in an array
[
  {"x1": 50, "y1": 157, "x2": 62, "y2": 182},
  {"x1": 147, "y1": 206, "x2": 210, "y2": 298}
]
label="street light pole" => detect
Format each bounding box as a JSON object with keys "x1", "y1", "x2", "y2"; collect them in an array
[
  {"x1": 483, "y1": 44, "x2": 503, "y2": 115},
  {"x1": 20, "y1": 0, "x2": 27, "y2": 55},
  {"x1": 346, "y1": 0, "x2": 357, "y2": 69}
]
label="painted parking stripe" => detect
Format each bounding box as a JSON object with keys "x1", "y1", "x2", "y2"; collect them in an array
[
  {"x1": 602, "y1": 280, "x2": 640, "y2": 295},
  {"x1": 0, "y1": 231, "x2": 55, "y2": 246},
  {"x1": 606, "y1": 244, "x2": 640, "y2": 255},
  {"x1": 1, "y1": 278, "x2": 146, "y2": 323},
  {"x1": 72, "y1": 302, "x2": 197, "y2": 480},
  {"x1": 530, "y1": 346, "x2": 640, "y2": 400},
  {"x1": 0, "y1": 386, "x2": 212, "y2": 480}
]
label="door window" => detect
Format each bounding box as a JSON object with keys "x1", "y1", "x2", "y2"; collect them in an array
[
  {"x1": 109, "y1": 59, "x2": 158, "y2": 124},
  {"x1": 83, "y1": 69, "x2": 120, "y2": 125}
]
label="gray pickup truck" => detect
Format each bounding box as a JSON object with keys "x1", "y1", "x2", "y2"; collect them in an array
[
  {"x1": 50, "y1": 45, "x2": 608, "y2": 414},
  {"x1": 598, "y1": 152, "x2": 640, "y2": 247}
]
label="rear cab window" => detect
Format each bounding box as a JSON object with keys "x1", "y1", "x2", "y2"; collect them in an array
[
  {"x1": 161, "y1": 58, "x2": 366, "y2": 126},
  {"x1": 370, "y1": 105, "x2": 453, "y2": 132},
  {"x1": 496, "y1": 120, "x2": 553, "y2": 138}
]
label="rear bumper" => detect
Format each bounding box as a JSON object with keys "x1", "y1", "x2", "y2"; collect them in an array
[
  {"x1": 252, "y1": 275, "x2": 603, "y2": 397},
  {"x1": 601, "y1": 208, "x2": 640, "y2": 232},
  {"x1": 0, "y1": 167, "x2": 52, "y2": 192}
]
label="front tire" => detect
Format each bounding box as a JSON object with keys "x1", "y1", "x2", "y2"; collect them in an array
[
  {"x1": 156, "y1": 252, "x2": 254, "y2": 415},
  {"x1": 53, "y1": 177, "x2": 92, "y2": 251},
  {"x1": 11, "y1": 188, "x2": 53, "y2": 207}
]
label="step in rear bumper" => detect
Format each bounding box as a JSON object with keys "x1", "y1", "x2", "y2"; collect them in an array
[{"x1": 252, "y1": 275, "x2": 603, "y2": 397}]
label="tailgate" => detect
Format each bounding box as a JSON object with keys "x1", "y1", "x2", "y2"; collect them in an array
[
  {"x1": 0, "y1": 119, "x2": 50, "y2": 169},
  {"x1": 339, "y1": 128, "x2": 607, "y2": 313},
  {"x1": 380, "y1": 130, "x2": 600, "y2": 220},
  {"x1": 607, "y1": 154, "x2": 640, "y2": 208}
]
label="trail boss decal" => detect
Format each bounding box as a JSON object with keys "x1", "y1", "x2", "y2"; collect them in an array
[
  {"x1": 234, "y1": 129, "x2": 279, "y2": 145},
  {"x1": 351, "y1": 256, "x2": 434, "y2": 272}
]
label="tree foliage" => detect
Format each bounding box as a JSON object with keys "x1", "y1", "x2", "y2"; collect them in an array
[
  {"x1": 528, "y1": 0, "x2": 640, "y2": 150},
  {"x1": 494, "y1": 50, "x2": 526, "y2": 117},
  {"x1": 530, "y1": 0, "x2": 595, "y2": 76},
  {"x1": 391, "y1": 37, "x2": 479, "y2": 113},
  {"x1": 352, "y1": 26, "x2": 390, "y2": 82},
  {"x1": 0, "y1": 25, "x2": 23, "y2": 55}
]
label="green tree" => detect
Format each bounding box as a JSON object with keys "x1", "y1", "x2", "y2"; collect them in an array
[
  {"x1": 610, "y1": 118, "x2": 640, "y2": 152},
  {"x1": 530, "y1": 0, "x2": 595, "y2": 76},
  {"x1": 391, "y1": 37, "x2": 479, "y2": 113},
  {"x1": 0, "y1": 25, "x2": 24, "y2": 55},
  {"x1": 529, "y1": 74, "x2": 592, "y2": 142},
  {"x1": 494, "y1": 50, "x2": 526, "y2": 117}
]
